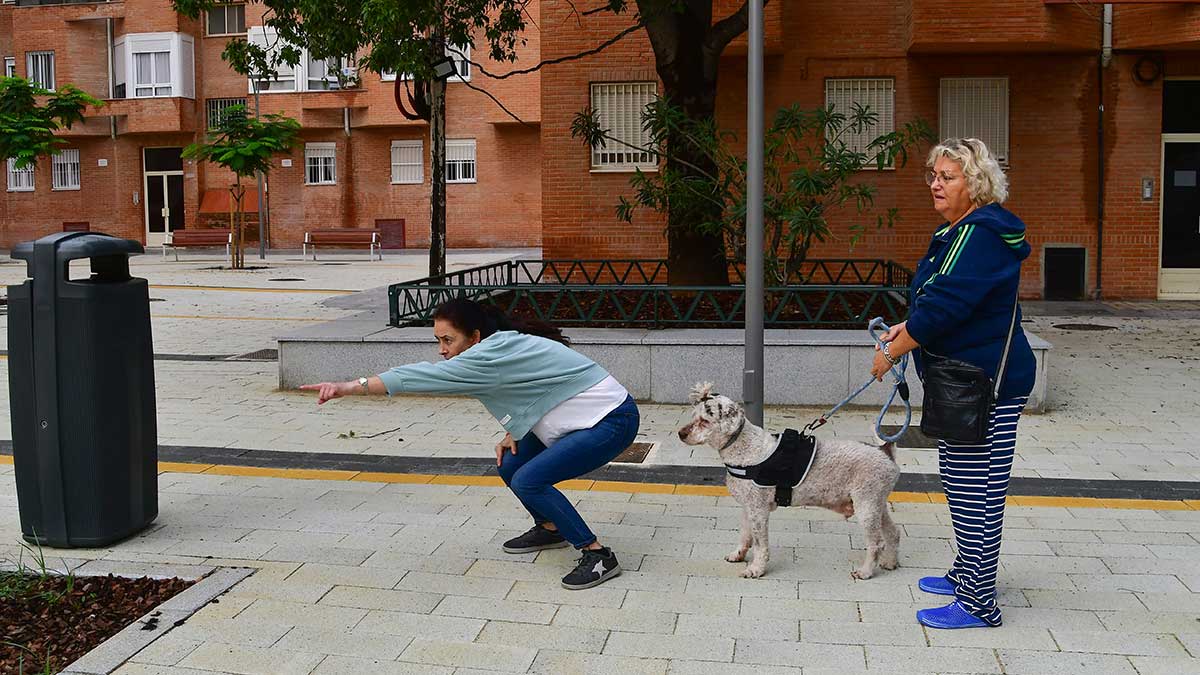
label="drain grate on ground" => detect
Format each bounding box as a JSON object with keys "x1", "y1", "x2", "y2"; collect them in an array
[
  {"x1": 1052, "y1": 323, "x2": 1119, "y2": 331},
  {"x1": 227, "y1": 348, "x2": 278, "y2": 361},
  {"x1": 612, "y1": 441, "x2": 656, "y2": 464},
  {"x1": 268, "y1": 277, "x2": 306, "y2": 282}
]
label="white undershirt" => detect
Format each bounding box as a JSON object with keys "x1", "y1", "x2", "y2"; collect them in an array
[{"x1": 530, "y1": 375, "x2": 629, "y2": 446}]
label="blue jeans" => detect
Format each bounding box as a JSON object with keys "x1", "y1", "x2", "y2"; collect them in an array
[{"x1": 496, "y1": 396, "x2": 639, "y2": 549}]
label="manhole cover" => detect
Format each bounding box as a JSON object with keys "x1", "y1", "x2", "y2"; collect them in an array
[
  {"x1": 1052, "y1": 323, "x2": 1118, "y2": 331},
  {"x1": 149, "y1": 297, "x2": 165, "y2": 302},
  {"x1": 268, "y1": 278, "x2": 306, "y2": 282},
  {"x1": 612, "y1": 442, "x2": 655, "y2": 464},
  {"x1": 199, "y1": 266, "x2": 270, "y2": 271},
  {"x1": 227, "y1": 348, "x2": 278, "y2": 361},
  {"x1": 320, "y1": 262, "x2": 350, "y2": 266}
]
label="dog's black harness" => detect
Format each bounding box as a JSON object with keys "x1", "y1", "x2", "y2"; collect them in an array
[{"x1": 724, "y1": 429, "x2": 816, "y2": 507}]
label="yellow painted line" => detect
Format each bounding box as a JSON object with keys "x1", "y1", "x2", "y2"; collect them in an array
[
  {"x1": 201, "y1": 465, "x2": 360, "y2": 481},
  {"x1": 151, "y1": 284, "x2": 356, "y2": 295},
  {"x1": 888, "y1": 491, "x2": 932, "y2": 503},
  {"x1": 1098, "y1": 498, "x2": 1193, "y2": 511},
  {"x1": 674, "y1": 485, "x2": 729, "y2": 497},
  {"x1": 351, "y1": 472, "x2": 436, "y2": 484},
  {"x1": 140, "y1": 462, "x2": 1200, "y2": 510},
  {"x1": 430, "y1": 475, "x2": 506, "y2": 487},
  {"x1": 591, "y1": 480, "x2": 675, "y2": 494},
  {"x1": 0, "y1": 455, "x2": 12, "y2": 465},
  {"x1": 1009, "y1": 495, "x2": 1104, "y2": 508},
  {"x1": 155, "y1": 314, "x2": 327, "y2": 322},
  {"x1": 158, "y1": 461, "x2": 214, "y2": 474}
]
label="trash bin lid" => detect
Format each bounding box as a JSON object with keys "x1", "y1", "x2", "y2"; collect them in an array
[{"x1": 12, "y1": 232, "x2": 144, "y2": 267}]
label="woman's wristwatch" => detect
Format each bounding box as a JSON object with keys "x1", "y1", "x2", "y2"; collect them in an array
[
  {"x1": 881, "y1": 342, "x2": 900, "y2": 366},
  {"x1": 357, "y1": 376, "x2": 370, "y2": 393}
]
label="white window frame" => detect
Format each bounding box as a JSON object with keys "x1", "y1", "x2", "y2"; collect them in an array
[
  {"x1": 939, "y1": 77, "x2": 1010, "y2": 166},
  {"x1": 382, "y1": 43, "x2": 471, "y2": 82},
  {"x1": 445, "y1": 139, "x2": 476, "y2": 184},
  {"x1": 52, "y1": 149, "x2": 80, "y2": 191},
  {"x1": 206, "y1": 3, "x2": 247, "y2": 37},
  {"x1": 304, "y1": 142, "x2": 337, "y2": 185},
  {"x1": 114, "y1": 33, "x2": 195, "y2": 99},
  {"x1": 390, "y1": 140, "x2": 423, "y2": 184},
  {"x1": 133, "y1": 50, "x2": 173, "y2": 98},
  {"x1": 4, "y1": 57, "x2": 14, "y2": 78},
  {"x1": 7, "y1": 158, "x2": 35, "y2": 192},
  {"x1": 589, "y1": 82, "x2": 658, "y2": 172},
  {"x1": 824, "y1": 77, "x2": 896, "y2": 169},
  {"x1": 26, "y1": 51, "x2": 55, "y2": 91},
  {"x1": 248, "y1": 27, "x2": 355, "y2": 93}
]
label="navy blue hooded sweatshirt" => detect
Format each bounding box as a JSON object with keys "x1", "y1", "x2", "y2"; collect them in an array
[{"x1": 906, "y1": 202, "x2": 1036, "y2": 400}]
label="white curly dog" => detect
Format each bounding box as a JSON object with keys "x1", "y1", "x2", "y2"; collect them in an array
[{"x1": 677, "y1": 382, "x2": 902, "y2": 579}]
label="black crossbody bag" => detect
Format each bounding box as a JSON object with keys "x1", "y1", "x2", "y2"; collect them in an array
[{"x1": 919, "y1": 294, "x2": 1018, "y2": 445}]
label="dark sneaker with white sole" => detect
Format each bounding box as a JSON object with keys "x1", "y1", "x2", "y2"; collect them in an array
[
  {"x1": 502, "y1": 525, "x2": 570, "y2": 554},
  {"x1": 561, "y1": 547, "x2": 621, "y2": 590}
]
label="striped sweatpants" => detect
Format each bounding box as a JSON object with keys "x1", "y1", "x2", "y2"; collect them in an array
[{"x1": 938, "y1": 395, "x2": 1028, "y2": 625}]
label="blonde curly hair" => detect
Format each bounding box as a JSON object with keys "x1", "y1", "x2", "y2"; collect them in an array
[{"x1": 927, "y1": 138, "x2": 1008, "y2": 205}]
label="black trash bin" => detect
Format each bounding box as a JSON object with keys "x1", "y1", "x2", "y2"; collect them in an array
[{"x1": 8, "y1": 232, "x2": 157, "y2": 547}]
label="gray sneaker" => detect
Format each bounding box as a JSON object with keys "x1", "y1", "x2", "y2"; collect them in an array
[
  {"x1": 502, "y1": 525, "x2": 570, "y2": 554},
  {"x1": 561, "y1": 547, "x2": 621, "y2": 590}
]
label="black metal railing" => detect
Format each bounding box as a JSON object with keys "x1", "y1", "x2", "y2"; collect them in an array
[{"x1": 388, "y1": 259, "x2": 913, "y2": 329}]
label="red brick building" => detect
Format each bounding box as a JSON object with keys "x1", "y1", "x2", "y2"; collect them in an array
[
  {"x1": 540, "y1": 0, "x2": 1200, "y2": 300},
  {"x1": 0, "y1": 0, "x2": 542, "y2": 252}
]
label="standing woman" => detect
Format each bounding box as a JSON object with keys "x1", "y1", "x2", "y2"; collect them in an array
[
  {"x1": 869, "y1": 138, "x2": 1036, "y2": 629},
  {"x1": 301, "y1": 298, "x2": 638, "y2": 590}
]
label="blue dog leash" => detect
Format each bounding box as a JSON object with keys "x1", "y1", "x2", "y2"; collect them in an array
[{"x1": 803, "y1": 317, "x2": 912, "y2": 443}]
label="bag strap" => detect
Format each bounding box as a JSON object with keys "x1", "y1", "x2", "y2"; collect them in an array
[{"x1": 992, "y1": 286, "x2": 1020, "y2": 399}]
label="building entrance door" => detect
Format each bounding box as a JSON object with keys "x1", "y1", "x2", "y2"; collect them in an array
[
  {"x1": 1160, "y1": 139, "x2": 1200, "y2": 298},
  {"x1": 143, "y1": 148, "x2": 184, "y2": 248}
]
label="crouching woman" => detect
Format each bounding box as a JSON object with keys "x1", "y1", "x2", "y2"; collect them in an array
[{"x1": 301, "y1": 298, "x2": 638, "y2": 590}]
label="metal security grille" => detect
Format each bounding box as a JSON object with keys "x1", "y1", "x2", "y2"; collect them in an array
[
  {"x1": 391, "y1": 140, "x2": 423, "y2": 184},
  {"x1": 445, "y1": 139, "x2": 475, "y2": 183},
  {"x1": 26, "y1": 50, "x2": 55, "y2": 90},
  {"x1": 206, "y1": 3, "x2": 246, "y2": 36},
  {"x1": 590, "y1": 82, "x2": 657, "y2": 170},
  {"x1": 205, "y1": 97, "x2": 246, "y2": 129},
  {"x1": 939, "y1": 77, "x2": 1009, "y2": 165},
  {"x1": 825, "y1": 78, "x2": 895, "y2": 159},
  {"x1": 52, "y1": 149, "x2": 80, "y2": 190},
  {"x1": 6, "y1": 158, "x2": 34, "y2": 192},
  {"x1": 305, "y1": 143, "x2": 336, "y2": 185}
]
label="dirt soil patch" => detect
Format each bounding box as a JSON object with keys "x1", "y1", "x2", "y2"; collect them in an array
[{"x1": 1, "y1": 572, "x2": 193, "y2": 674}]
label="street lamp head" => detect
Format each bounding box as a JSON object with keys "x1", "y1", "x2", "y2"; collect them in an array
[{"x1": 431, "y1": 56, "x2": 457, "y2": 82}]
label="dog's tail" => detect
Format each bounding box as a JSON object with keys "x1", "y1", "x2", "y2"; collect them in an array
[{"x1": 879, "y1": 441, "x2": 897, "y2": 463}]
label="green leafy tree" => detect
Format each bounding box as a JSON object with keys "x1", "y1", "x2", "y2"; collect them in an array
[
  {"x1": 0, "y1": 77, "x2": 102, "y2": 173},
  {"x1": 182, "y1": 105, "x2": 300, "y2": 269},
  {"x1": 574, "y1": 99, "x2": 934, "y2": 284}
]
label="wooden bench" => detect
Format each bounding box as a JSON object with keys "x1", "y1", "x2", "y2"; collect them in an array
[
  {"x1": 303, "y1": 229, "x2": 382, "y2": 261},
  {"x1": 162, "y1": 230, "x2": 233, "y2": 261}
]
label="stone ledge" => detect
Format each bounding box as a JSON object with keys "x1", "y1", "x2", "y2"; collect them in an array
[{"x1": 278, "y1": 315, "x2": 1050, "y2": 412}]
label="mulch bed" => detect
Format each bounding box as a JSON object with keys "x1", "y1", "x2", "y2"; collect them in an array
[
  {"x1": 494, "y1": 288, "x2": 902, "y2": 329},
  {"x1": 1, "y1": 572, "x2": 193, "y2": 675}
]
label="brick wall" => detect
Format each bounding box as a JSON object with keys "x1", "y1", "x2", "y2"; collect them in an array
[{"x1": 540, "y1": 0, "x2": 1199, "y2": 299}]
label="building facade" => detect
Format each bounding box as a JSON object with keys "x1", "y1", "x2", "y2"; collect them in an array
[
  {"x1": 0, "y1": 0, "x2": 542, "y2": 252},
  {"x1": 540, "y1": 0, "x2": 1200, "y2": 300}
]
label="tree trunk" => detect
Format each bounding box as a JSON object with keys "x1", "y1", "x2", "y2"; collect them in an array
[
  {"x1": 642, "y1": 0, "x2": 733, "y2": 286},
  {"x1": 427, "y1": 15, "x2": 447, "y2": 279}
]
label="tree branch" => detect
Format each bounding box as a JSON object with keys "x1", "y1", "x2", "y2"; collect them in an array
[
  {"x1": 454, "y1": 22, "x2": 643, "y2": 80},
  {"x1": 706, "y1": 0, "x2": 769, "y2": 53}
]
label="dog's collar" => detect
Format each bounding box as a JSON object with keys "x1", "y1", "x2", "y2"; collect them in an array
[{"x1": 718, "y1": 418, "x2": 747, "y2": 452}]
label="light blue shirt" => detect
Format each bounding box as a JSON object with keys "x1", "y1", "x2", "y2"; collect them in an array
[{"x1": 377, "y1": 330, "x2": 611, "y2": 439}]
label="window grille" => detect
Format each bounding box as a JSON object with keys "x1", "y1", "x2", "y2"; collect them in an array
[
  {"x1": 824, "y1": 78, "x2": 895, "y2": 162},
  {"x1": 391, "y1": 140, "x2": 423, "y2": 184},
  {"x1": 939, "y1": 77, "x2": 1010, "y2": 165},
  {"x1": 7, "y1": 158, "x2": 34, "y2": 192},
  {"x1": 52, "y1": 149, "x2": 80, "y2": 190},
  {"x1": 589, "y1": 82, "x2": 657, "y2": 171},
  {"x1": 305, "y1": 143, "x2": 337, "y2": 185},
  {"x1": 445, "y1": 139, "x2": 476, "y2": 183}
]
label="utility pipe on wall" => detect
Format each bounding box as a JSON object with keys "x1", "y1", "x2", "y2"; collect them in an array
[{"x1": 1096, "y1": 3, "x2": 1112, "y2": 299}]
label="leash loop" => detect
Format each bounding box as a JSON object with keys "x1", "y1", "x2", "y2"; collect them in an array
[{"x1": 803, "y1": 317, "x2": 913, "y2": 443}]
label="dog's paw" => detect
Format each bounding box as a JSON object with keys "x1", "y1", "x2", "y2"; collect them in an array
[
  {"x1": 851, "y1": 569, "x2": 875, "y2": 580},
  {"x1": 725, "y1": 550, "x2": 746, "y2": 563},
  {"x1": 880, "y1": 559, "x2": 899, "y2": 571},
  {"x1": 740, "y1": 565, "x2": 766, "y2": 579}
]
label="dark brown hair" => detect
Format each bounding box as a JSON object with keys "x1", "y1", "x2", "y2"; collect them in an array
[{"x1": 431, "y1": 298, "x2": 570, "y2": 345}]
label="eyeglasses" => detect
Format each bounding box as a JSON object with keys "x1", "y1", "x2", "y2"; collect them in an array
[{"x1": 924, "y1": 170, "x2": 960, "y2": 186}]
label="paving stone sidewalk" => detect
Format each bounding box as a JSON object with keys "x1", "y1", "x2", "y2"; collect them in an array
[{"x1": 2, "y1": 465, "x2": 1197, "y2": 674}]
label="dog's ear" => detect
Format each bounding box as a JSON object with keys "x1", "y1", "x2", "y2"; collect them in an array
[{"x1": 689, "y1": 381, "x2": 716, "y2": 405}]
